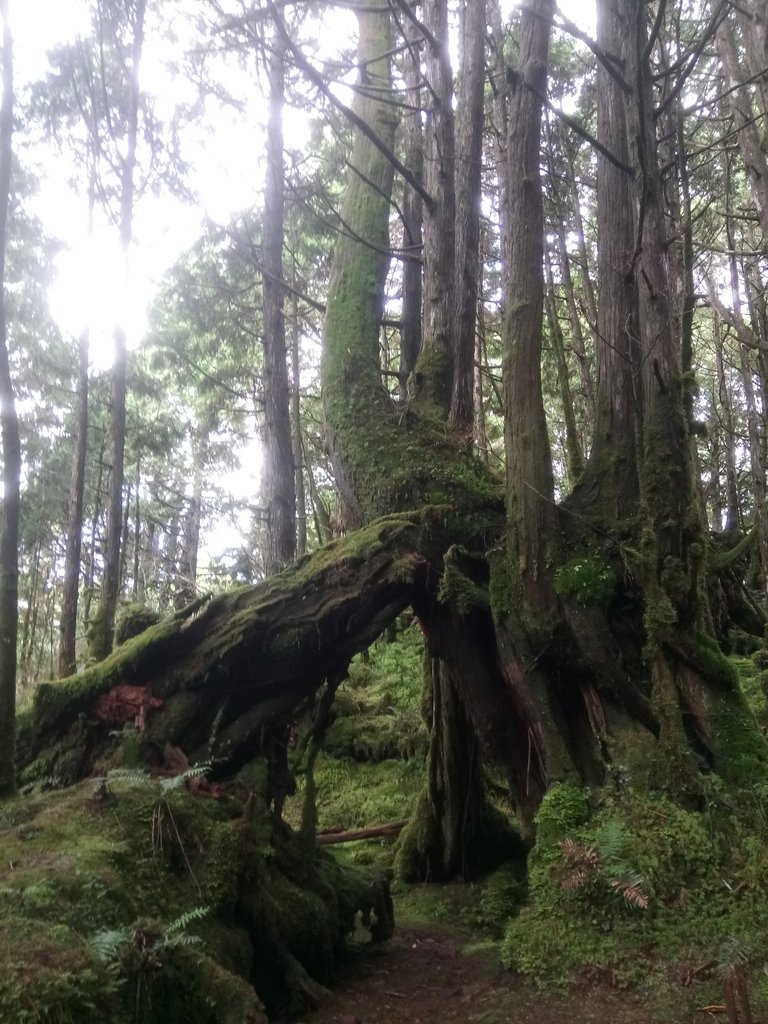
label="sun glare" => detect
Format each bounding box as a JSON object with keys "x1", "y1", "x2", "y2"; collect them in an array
[{"x1": 49, "y1": 232, "x2": 145, "y2": 372}]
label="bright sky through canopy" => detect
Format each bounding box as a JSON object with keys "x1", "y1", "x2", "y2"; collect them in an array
[{"x1": 13, "y1": 0, "x2": 595, "y2": 372}]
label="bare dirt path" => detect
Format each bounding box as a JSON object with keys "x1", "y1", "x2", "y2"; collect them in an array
[{"x1": 296, "y1": 921, "x2": 677, "y2": 1024}]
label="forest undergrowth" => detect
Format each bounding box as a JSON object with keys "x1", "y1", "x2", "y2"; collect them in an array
[
  {"x1": 286, "y1": 624, "x2": 768, "y2": 1023},
  {"x1": 4, "y1": 622, "x2": 768, "y2": 1022}
]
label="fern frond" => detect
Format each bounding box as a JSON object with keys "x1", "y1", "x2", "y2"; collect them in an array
[
  {"x1": 165, "y1": 905, "x2": 209, "y2": 936},
  {"x1": 106, "y1": 768, "x2": 150, "y2": 786},
  {"x1": 609, "y1": 878, "x2": 649, "y2": 909},
  {"x1": 562, "y1": 868, "x2": 589, "y2": 891},
  {"x1": 89, "y1": 928, "x2": 131, "y2": 963},
  {"x1": 162, "y1": 934, "x2": 203, "y2": 949},
  {"x1": 160, "y1": 763, "x2": 211, "y2": 793},
  {"x1": 559, "y1": 838, "x2": 600, "y2": 868},
  {"x1": 596, "y1": 818, "x2": 628, "y2": 866}
]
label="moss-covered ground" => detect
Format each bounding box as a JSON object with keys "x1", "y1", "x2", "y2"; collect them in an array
[
  {"x1": 296, "y1": 635, "x2": 768, "y2": 1021},
  {"x1": 0, "y1": 764, "x2": 392, "y2": 1024},
  {"x1": 7, "y1": 624, "x2": 768, "y2": 1023}
]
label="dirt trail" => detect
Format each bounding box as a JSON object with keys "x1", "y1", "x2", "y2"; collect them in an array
[{"x1": 294, "y1": 921, "x2": 670, "y2": 1024}]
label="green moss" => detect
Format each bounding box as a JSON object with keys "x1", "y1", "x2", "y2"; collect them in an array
[
  {"x1": 0, "y1": 769, "x2": 392, "y2": 1022},
  {"x1": 114, "y1": 603, "x2": 162, "y2": 645},
  {"x1": 437, "y1": 546, "x2": 489, "y2": 617},
  {"x1": 534, "y1": 783, "x2": 590, "y2": 848}
]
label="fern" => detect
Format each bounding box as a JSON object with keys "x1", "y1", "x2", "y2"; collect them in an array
[
  {"x1": 165, "y1": 906, "x2": 208, "y2": 936},
  {"x1": 609, "y1": 877, "x2": 649, "y2": 909},
  {"x1": 558, "y1": 832, "x2": 649, "y2": 910},
  {"x1": 160, "y1": 762, "x2": 211, "y2": 793},
  {"x1": 89, "y1": 927, "x2": 131, "y2": 964},
  {"x1": 595, "y1": 817, "x2": 628, "y2": 867},
  {"x1": 106, "y1": 768, "x2": 151, "y2": 786}
]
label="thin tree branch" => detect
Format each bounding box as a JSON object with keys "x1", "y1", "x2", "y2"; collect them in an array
[{"x1": 267, "y1": 0, "x2": 435, "y2": 212}]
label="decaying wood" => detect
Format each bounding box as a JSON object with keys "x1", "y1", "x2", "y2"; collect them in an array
[
  {"x1": 316, "y1": 818, "x2": 408, "y2": 845},
  {"x1": 17, "y1": 508, "x2": 499, "y2": 782}
]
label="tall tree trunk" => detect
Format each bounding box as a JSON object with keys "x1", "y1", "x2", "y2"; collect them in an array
[
  {"x1": 399, "y1": 24, "x2": 423, "y2": 387},
  {"x1": 83, "y1": 442, "x2": 105, "y2": 628},
  {"x1": 574, "y1": 0, "x2": 639, "y2": 519},
  {"x1": 0, "y1": 0, "x2": 17, "y2": 795},
  {"x1": 175, "y1": 442, "x2": 204, "y2": 607},
  {"x1": 416, "y1": 0, "x2": 455, "y2": 412},
  {"x1": 261, "y1": 27, "x2": 296, "y2": 576},
  {"x1": 502, "y1": 0, "x2": 556, "y2": 610},
  {"x1": 95, "y1": 0, "x2": 146, "y2": 659},
  {"x1": 132, "y1": 456, "x2": 142, "y2": 598},
  {"x1": 289, "y1": 285, "x2": 307, "y2": 558},
  {"x1": 717, "y1": 11, "x2": 768, "y2": 243},
  {"x1": 450, "y1": 0, "x2": 485, "y2": 428},
  {"x1": 545, "y1": 250, "x2": 584, "y2": 485},
  {"x1": 714, "y1": 318, "x2": 742, "y2": 531},
  {"x1": 58, "y1": 326, "x2": 90, "y2": 677}
]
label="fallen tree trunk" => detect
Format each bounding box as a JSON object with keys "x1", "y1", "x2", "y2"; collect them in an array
[
  {"x1": 17, "y1": 506, "x2": 500, "y2": 787},
  {"x1": 317, "y1": 818, "x2": 408, "y2": 845}
]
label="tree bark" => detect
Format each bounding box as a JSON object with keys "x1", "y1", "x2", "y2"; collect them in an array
[
  {"x1": 96, "y1": 0, "x2": 146, "y2": 659},
  {"x1": 502, "y1": 0, "x2": 556, "y2": 608},
  {"x1": 450, "y1": 0, "x2": 486, "y2": 428},
  {"x1": 0, "y1": 0, "x2": 17, "y2": 796},
  {"x1": 261, "y1": 26, "x2": 296, "y2": 576},
  {"x1": 415, "y1": 0, "x2": 455, "y2": 412},
  {"x1": 399, "y1": 22, "x2": 423, "y2": 386},
  {"x1": 58, "y1": 326, "x2": 90, "y2": 677}
]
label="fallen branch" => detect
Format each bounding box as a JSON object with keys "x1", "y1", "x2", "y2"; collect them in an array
[{"x1": 317, "y1": 819, "x2": 409, "y2": 845}]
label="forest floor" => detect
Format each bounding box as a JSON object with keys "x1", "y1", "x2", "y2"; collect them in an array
[{"x1": 291, "y1": 884, "x2": 723, "y2": 1024}]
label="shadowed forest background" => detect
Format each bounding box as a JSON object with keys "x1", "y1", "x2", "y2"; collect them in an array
[{"x1": 3, "y1": 0, "x2": 768, "y2": 1021}]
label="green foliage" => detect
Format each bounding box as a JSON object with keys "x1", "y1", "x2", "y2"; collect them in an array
[
  {"x1": 292, "y1": 756, "x2": 423, "y2": 832},
  {"x1": 471, "y1": 862, "x2": 527, "y2": 934},
  {"x1": 89, "y1": 906, "x2": 208, "y2": 967},
  {"x1": 0, "y1": 771, "x2": 390, "y2": 1023},
  {"x1": 553, "y1": 556, "x2": 616, "y2": 606},
  {"x1": 322, "y1": 620, "x2": 427, "y2": 762}
]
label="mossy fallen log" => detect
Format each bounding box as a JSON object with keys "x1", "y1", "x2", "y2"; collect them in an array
[
  {"x1": 18, "y1": 508, "x2": 498, "y2": 787},
  {"x1": 317, "y1": 817, "x2": 408, "y2": 844}
]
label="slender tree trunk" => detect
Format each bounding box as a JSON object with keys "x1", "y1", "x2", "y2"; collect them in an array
[
  {"x1": 714, "y1": 318, "x2": 742, "y2": 531},
  {"x1": 416, "y1": 0, "x2": 455, "y2": 411},
  {"x1": 132, "y1": 457, "x2": 141, "y2": 598},
  {"x1": 473, "y1": 294, "x2": 487, "y2": 462},
  {"x1": 96, "y1": 0, "x2": 146, "y2": 659},
  {"x1": 399, "y1": 24, "x2": 423, "y2": 387},
  {"x1": 261, "y1": 27, "x2": 296, "y2": 576},
  {"x1": 58, "y1": 326, "x2": 90, "y2": 677},
  {"x1": 564, "y1": 135, "x2": 599, "y2": 334},
  {"x1": 0, "y1": 0, "x2": 18, "y2": 794},
  {"x1": 289, "y1": 285, "x2": 307, "y2": 558},
  {"x1": 118, "y1": 480, "x2": 131, "y2": 598},
  {"x1": 553, "y1": 224, "x2": 595, "y2": 427},
  {"x1": 19, "y1": 537, "x2": 40, "y2": 690},
  {"x1": 545, "y1": 250, "x2": 583, "y2": 485},
  {"x1": 175, "y1": 442, "x2": 204, "y2": 608},
  {"x1": 450, "y1": 0, "x2": 485, "y2": 428},
  {"x1": 83, "y1": 443, "x2": 105, "y2": 628}
]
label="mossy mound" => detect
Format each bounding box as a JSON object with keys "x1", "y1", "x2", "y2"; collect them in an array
[
  {"x1": 500, "y1": 784, "x2": 768, "y2": 1011},
  {"x1": 0, "y1": 772, "x2": 392, "y2": 1022}
]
